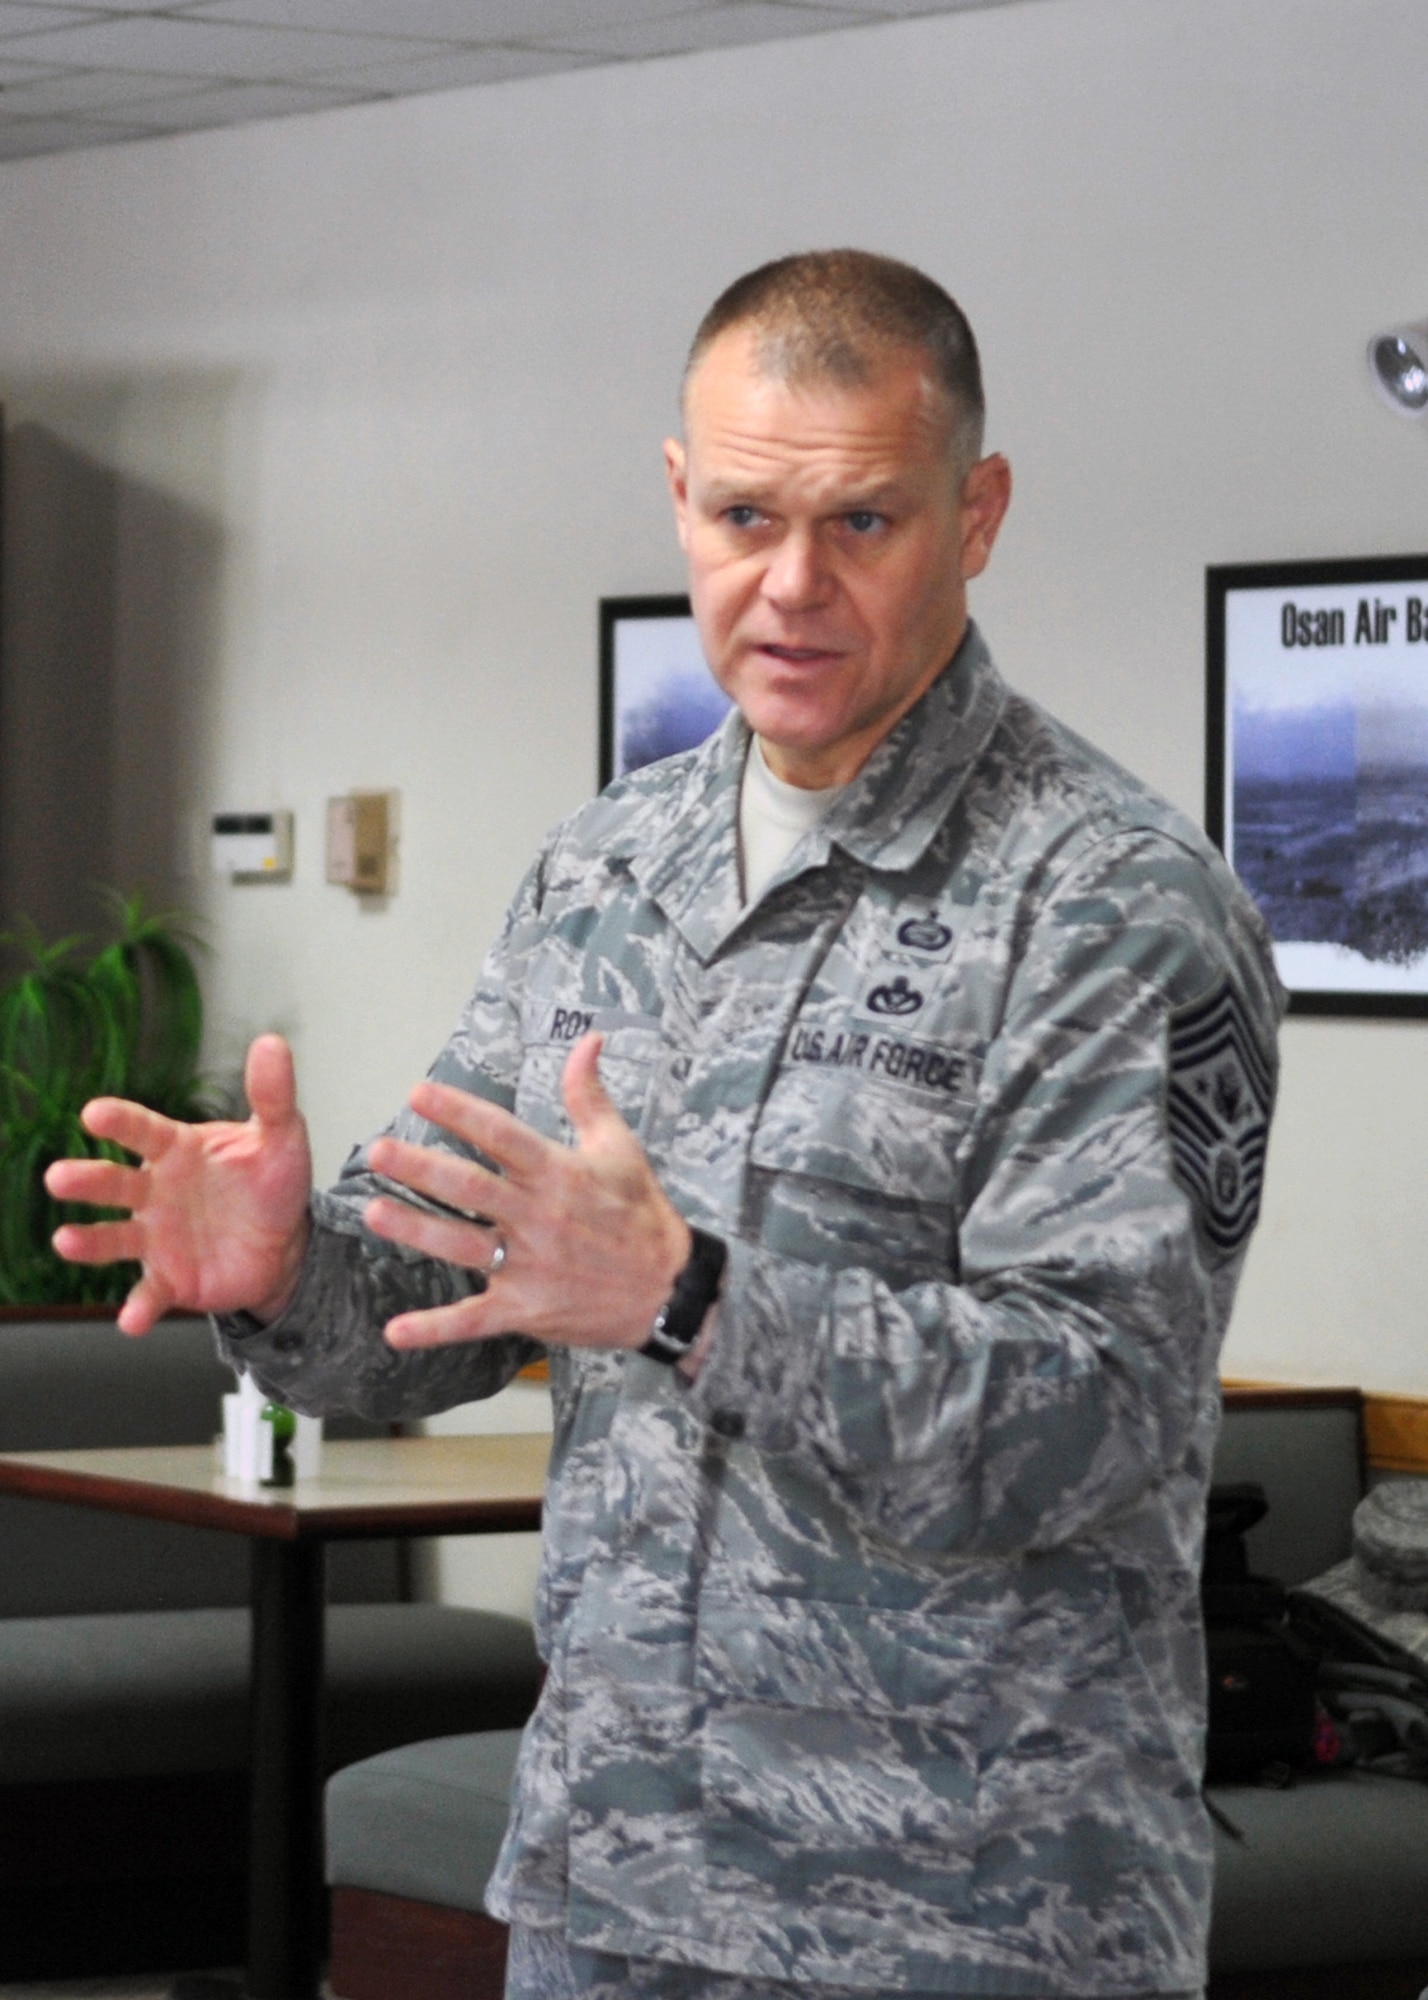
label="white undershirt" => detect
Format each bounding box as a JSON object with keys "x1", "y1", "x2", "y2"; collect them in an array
[{"x1": 739, "y1": 737, "x2": 847, "y2": 906}]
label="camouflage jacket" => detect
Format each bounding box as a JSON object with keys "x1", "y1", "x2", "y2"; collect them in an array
[{"x1": 219, "y1": 625, "x2": 1283, "y2": 1995}]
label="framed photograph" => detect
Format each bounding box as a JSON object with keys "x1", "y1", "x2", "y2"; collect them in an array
[
  {"x1": 599, "y1": 595, "x2": 732, "y2": 787},
  {"x1": 1207, "y1": 554, "x2": 1428, "y2": 1015}
]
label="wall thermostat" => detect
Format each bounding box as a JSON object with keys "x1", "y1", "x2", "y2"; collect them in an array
[
  {"x1": 211, "y1": 811, "x2": 293, "y2": 882},
  {"x1": 326, "y1": 792, "x2": 394, "y2": 896}
]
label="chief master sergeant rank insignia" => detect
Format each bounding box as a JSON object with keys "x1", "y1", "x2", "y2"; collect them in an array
[{"x1": 1167, "y1": 981, "x2": 1273, "y2": 1256}]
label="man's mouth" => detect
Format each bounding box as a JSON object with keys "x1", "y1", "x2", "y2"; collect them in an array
[{"x1": 758, "y1": 643, "x2": 842, "y2": 665}]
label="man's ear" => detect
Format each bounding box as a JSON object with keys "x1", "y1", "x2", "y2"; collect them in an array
[
  {"x1": 957, "y1": 453, "x2": 1012, "y2": 582},
  {"x1": 664, "y1": 436, "x2": 691, "y2": 552}
]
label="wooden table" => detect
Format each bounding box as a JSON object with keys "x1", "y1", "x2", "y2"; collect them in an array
[{"x1": 0, "y1": 1434, "x2": 549, "y2": 2000}]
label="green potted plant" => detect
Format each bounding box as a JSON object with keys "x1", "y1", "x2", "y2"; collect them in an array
[{"x1": 0, "y1": 891, "x2": 221, "y2": 1307}]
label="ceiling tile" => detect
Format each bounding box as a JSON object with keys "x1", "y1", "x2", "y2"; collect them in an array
[
  {"x1": 188, "y1": 0, "x2": 721, "y2": 39},
  {"x1": 0, "y1": 53, "x2": 66, "y2": 78},
  {"x1": 0, "y1": 0, "x2": 1029, "y2": 165},
  {"x1": 537, "y1": 0, "x2": 872, "y2": 58},
  {"x1": 503, "y1": 0, "x2": 740, "y2": 37},
  {"x1": 0, "y1": 4, "x2": 104, "y2": 37},
  {"x1": 186, "y1": 0, "x2": 533, "y2": 34},
  {"x1": 824, "y1": 0, "x2": 991, "y2": 12},
  {"x1": 3, "y1": 15, "x2": 450, "y2": 76},
  {"x1": 112, "y1": 76, "x2": 371, "y2": 124},
  {"x1": 304, "y1": 44, "x2": 598, "y2": 92},
  {"x1": 0, "y1": 64, "x2": 213, "y2": 112}
]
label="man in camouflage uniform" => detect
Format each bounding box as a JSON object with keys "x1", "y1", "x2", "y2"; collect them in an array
[{"x1": 49, "y1": 252, "x2": 1282, "y2": 2000}]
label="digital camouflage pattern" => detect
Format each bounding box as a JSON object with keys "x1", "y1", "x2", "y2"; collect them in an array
[
  {"x1": 503, "y1": 1924, "x2": 1202, "y2": 1998},
  {"x1": 219, "y1": 625, "x2": 1283, "y2": 1996}
]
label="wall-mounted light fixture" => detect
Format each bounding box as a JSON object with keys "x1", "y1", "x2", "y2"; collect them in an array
[{"x1": 1367, "y1": 320, "x2": 1428, "y2": 418}]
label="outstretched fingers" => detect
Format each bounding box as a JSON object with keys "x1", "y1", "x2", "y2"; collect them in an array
[
  {"x1": 244, "y1": 1034, "x2": 299, "y2": 1129},
  {"x1": 116, "y1": 1270, "x2": 176, "y2": 1338},
  {"x1": 51, "y1": 1218, "x2": 145, "y2": 1266},
  {"x1": 78, "y1": 1096, "x2": 180, "y2": 1162},
  {"x1": 363, "y1": 1193, "x2": 501, "y2": 1271},
  {"x1": 367, "y1": 1036, "x2": 679, "y2": 1358},
  {"x1": 561, "y1": 1033, "x2": 625, "y2": 1147},
  {"x1": 406, "y1": 1079, "x2": 550, "y2": 1182},
  {"x1": 44, "y1": 1156, "x2": 147, "y2": 1209},
  {"x1": 384, "y1": 1294, "x2": 493, "y2": 1350},
  {"x1": 367, "y1": 1133, "x2": 504, "y2": 1221}
]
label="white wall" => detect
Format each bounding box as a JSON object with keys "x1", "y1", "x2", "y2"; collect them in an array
[
  {"x1": 415, "y1": 1377, "x2": 552, "y2": 1621},
  {"x1": 1, "y1": 0, "x2": 1426, "y2": 1399}
]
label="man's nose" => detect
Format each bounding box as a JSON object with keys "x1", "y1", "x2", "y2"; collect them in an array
[{"x1": 761, "y1": 529, "x2": 831, "y2": 611}]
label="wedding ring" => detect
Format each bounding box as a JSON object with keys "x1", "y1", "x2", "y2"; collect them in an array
[{"x1": 487, "y1": 1236, "x2": 507, "y2": 1278}]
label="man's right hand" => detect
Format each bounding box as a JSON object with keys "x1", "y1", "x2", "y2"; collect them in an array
[{"x1": 43, "y1": 1033, "x2": 314, "y2": 1337}]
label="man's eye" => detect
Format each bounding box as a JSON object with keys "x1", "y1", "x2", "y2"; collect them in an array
[
  {"x1": 724, "y1": 505, "x2": 762, "y2": 529},
  {"x1": 845, "y1": 510, "x2": 885, "y2": 535}
]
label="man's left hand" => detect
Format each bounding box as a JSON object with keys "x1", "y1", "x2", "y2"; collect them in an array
[{"x1": 365, "y1": 1031, "x2": 692, "y2": 1351}]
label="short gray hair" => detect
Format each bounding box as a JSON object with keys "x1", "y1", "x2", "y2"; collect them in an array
[{"x1": 684, "y1": 249, "x2": 986, "y2": 479}]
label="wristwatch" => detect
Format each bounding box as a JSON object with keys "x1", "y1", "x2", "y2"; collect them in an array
[{"x1": 641, "y1": 1226, "x2": 727, "y2": 1365}]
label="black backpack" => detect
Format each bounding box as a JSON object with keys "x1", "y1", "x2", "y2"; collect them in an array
[{"x1": 1202, "y1": 1482, "x2": 1319, "y2": 1782}]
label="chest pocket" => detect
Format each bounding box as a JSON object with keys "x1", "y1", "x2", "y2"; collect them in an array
[
  {"x1": 514, "y1": 1010, "x2": 666, "y2": 1146},
  {"x1": 747, "y1": 1051, "x2": 976, "y2": 1285}
]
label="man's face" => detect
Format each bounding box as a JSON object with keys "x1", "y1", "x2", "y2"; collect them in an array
[{"x1": 665, "y1": 327, "x2": 1010, "y2": 789}]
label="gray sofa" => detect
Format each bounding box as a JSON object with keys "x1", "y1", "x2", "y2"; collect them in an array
[
  {"x1": 0, "y1": 1310, "x2": 542, "y2": 1983},
  {"x1": 325, "y1": 1386, "x2": 1428, "y2": 2000},
  {"x1": 1207, "y1": 1386, "x2": 1428, "y2": 2000},
  {"x1": 327, "y1": 1728, "x2": 519, "y2": 2000}
]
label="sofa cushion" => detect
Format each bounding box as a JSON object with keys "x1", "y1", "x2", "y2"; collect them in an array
[
  {"x1": 325, "y1": 1729, "x2": 524, "y2": 1913},
  {"x1": 0, "y1": 1604, "x2": 538, "y2": 1784},
  {"x1": 1209, "y1": 1770, "x2": 1428, "y2": 1969}
]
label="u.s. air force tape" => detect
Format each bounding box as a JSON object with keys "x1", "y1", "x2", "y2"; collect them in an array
[{"x1": 1166, "y1": 982, "x2": 1272, "y2": 1257}]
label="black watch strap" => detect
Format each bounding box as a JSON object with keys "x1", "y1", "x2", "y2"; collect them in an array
[{"x1": 641, "y1": 1226, "x2": 727, "y2": 1365}]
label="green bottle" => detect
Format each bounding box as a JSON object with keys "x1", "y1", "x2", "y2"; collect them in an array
[{"x1": 260, "y1": 1402, "x2": 297, "y2": 1487}]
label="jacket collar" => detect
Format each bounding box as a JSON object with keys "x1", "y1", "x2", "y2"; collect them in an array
[
  {"x1": 622, "y1": 622, "x2": 1007, "y2": 962},
  {"x1": 815, "y1": 620, "x2": 1007, "y2": 874}
]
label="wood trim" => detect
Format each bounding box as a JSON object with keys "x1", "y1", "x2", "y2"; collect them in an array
[
  {"x1": 1222, "y1": 1379, "x2": 1428, "y2": 1476},
  {"x1": 1221, "y1": 1382, "x2": 1363, "y2": 1413},
  {"x1": 1363, "y1": 1392, "x2": 1428, "y2": 1475},
  {"x1": 328, "y1": 1885, "x2": 507, "y2": 2000}
]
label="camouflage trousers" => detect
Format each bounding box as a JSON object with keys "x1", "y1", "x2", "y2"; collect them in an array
[{"x1": 505, "y1": 1926, "x2": 1202, "y2": 1999}]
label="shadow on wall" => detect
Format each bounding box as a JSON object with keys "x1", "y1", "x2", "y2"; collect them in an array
[{"x1": 0, "y1": 399, "x2": 226, "y2": 946}]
